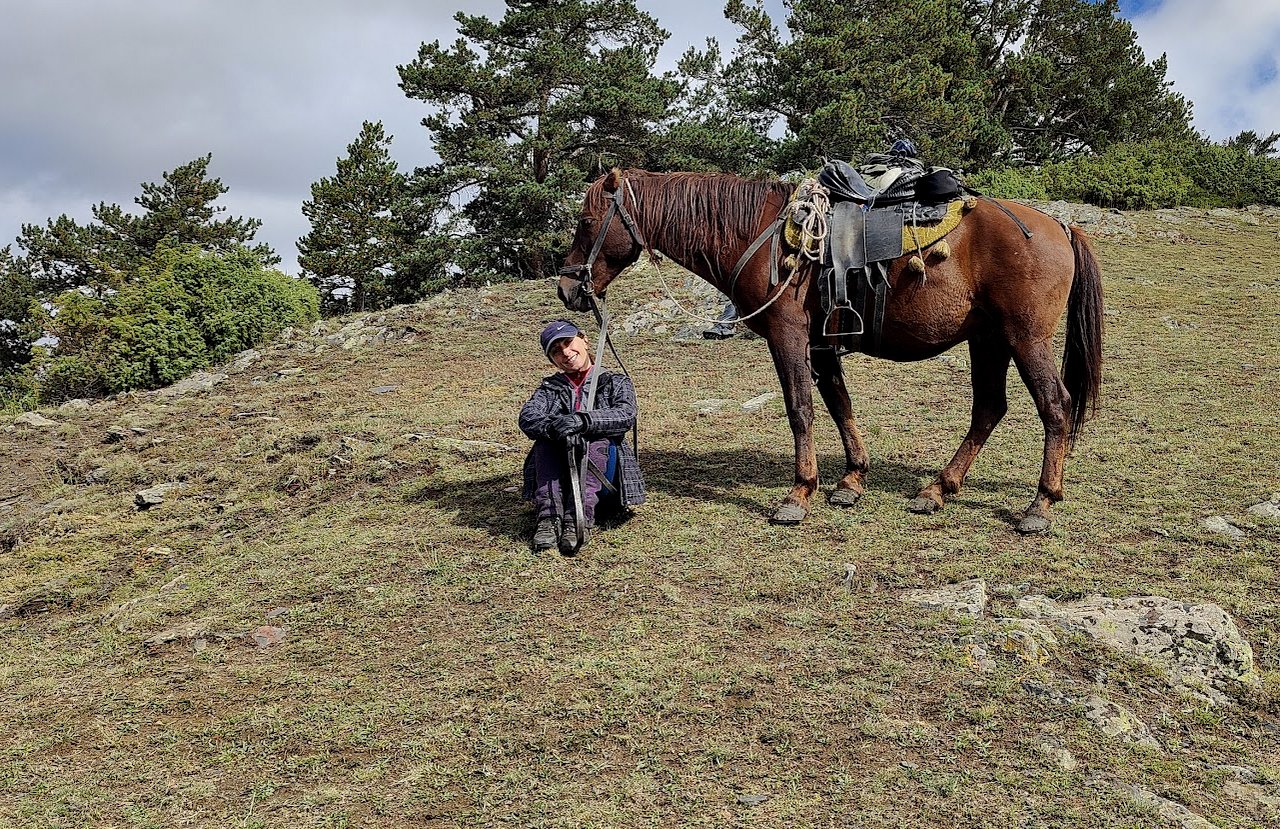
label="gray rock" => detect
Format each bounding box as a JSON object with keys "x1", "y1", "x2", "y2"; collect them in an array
[
  {"x1": 1016, "y1": 594, "x2": 1258, "y2": 703},
  {"x1": 58, "y1": 399, "x2": 92, "y2": 413},
  {"x1": 1037, "y1": 741, "x2": 1078, "y2": 771},
  {"x1": 135, "y1": 482, "x2": 185, "y2": 509},
  {"x1": 1223, "y1": 781, "x2": 1280, "y2": 818},
  {"x1": 965, "y1": 643, "x2": 996, "y2": 672},
  {"x1": 1081, "y1": 695, "x2": 1160, "y2": 747},
  {"x1": 1201, "y1": 515, "x2": 1245, "y2": 538},
  {"x1": 1113, "y1": 782, "x2": 1221, "y2": 829},
  {"x1": 1246, "y1": 499, "x2": 1280, "y2": 519},
  {"x1": 691, "y1": 398, "x2": 733, "y2": 414},
  {"x1": 13, "y1": 412, "x2": 58, "y2": 428},
  {"x1": 902, "y1": 578, "x2": 987, "y2": 618},
  {"x1": 741, "y1": 392, "x2": 778, "y2": 412},
  {"x1": 155, "y1": 371, "x2": 227, "y2": 398},
  {"x1": 993, "y1": 618, "x2": 1059, "y2": 664},
  {"x1": 226, "y1": 349, "x2": 262, "y2": 373}
]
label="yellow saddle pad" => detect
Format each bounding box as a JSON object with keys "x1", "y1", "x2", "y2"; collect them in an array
[{"x1": 784, "y1": 197, "x2": 973, "y2": 256}]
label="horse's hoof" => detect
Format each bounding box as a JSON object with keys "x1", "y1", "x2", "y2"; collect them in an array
[
  {"x1": 828, "y1": 487, "x2": 863, "y2": 508},
  {"x1": 770, "y1": 502, "x2": 807, "y2": 525},
  {"x1": 1017, "y1": 514, "x2": 1051, "y2": 535},
  {"x1": 907, "y1": 496, "x2": 941, "y2": 515}
]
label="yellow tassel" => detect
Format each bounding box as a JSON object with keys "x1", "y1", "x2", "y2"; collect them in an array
[
  {"x1": 932, "y1": 240, "x2": 951, "y2": 260},
  {"x1": 782, "y1": 254, "x2": 798, "y2": 272},
  {"x1": 907, "y1": 255, "x2": 926, "y2": 275}
]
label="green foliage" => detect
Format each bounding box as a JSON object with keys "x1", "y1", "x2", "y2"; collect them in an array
[
  {"x1": 397, "y1": 0, "x2": 681, "y2": 282},
  {"x1": 972, "y1": 136, "x2": 1280, "y2": 209},
  {"x1": 165, "y1": 246, "x2": 320, "y2": 364},
  {"x1": 993, "y1": 0, "x2": 1192, "y2": 162},
  {"x1": 33, "y1": 246, "x2": 318, "y2": 402},
  {"x1": 715, "y1": 0, "x2": 1192, "y2": 170},
  {"x1": 963, "y1": 166, "x2": 1049, "y2": 201},
  {"x1": 16, "y1": 155, "x2": 277, "y2": 295},
  {"x1": 0, "y1": 366, "x2": 38, "y2": 413},
  {"x1": 0, "y1": 247, "x2": 38, "y2": 372},
  {"x1": 1041, "y1": 142, "x2": 1197, "y2": 209},
  {"x1": 299, "y1": 122, "x2": 433, "y2": 315}
]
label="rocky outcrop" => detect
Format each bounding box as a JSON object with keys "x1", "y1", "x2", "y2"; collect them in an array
[{"x1": 1016, "y1": 594, "x2": 1258, "y2": 704}]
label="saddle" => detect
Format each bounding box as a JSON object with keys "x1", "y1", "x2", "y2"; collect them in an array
[{"x1": 798, "y1": 155, "x2": 973, "y2": 356}]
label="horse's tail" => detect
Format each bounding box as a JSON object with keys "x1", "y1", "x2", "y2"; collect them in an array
[{"x1": 1062, "y1": 226, "x2": 1104, "y2": 446}]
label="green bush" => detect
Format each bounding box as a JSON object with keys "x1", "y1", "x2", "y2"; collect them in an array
[
  {"x1": 963, "y1": 166, "x2": 1049, "y2": 200},
  {"x1": 37, "y1": 355, "x2": 108, "y2": 403},
  {"x1": 164, "y1": 246, "x2": 319, "y2": 363},
  {"x1": 0, "y1": 367, "x2": 38, "y2": 413},
  {"x1": 35, "y1": 245, "x2": 319, "y2": 400},
  {"x1": 1043, "y1": 142, "x2": 1198, "y2": 209},
  {"x1": 971, "y1": 137, "x2": 1280, "y2": 209}
]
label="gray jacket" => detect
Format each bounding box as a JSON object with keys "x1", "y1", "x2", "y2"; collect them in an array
[{"x1": 519, "y1": 369, "x2": 646, "y2": 507}]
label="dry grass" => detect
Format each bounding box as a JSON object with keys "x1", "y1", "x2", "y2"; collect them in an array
[{"x1": 2, "y1": 207, "x2": 1279, "y2": 828}]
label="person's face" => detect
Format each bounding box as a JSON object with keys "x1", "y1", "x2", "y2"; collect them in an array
[{"x1": 548, "y1": 334, "x2": 592, "y2": 373}]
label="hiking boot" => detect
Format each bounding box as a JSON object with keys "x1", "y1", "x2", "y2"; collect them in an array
[
  {"x1": 558, "y1": 517, "x2": 591, "y2": 555},
  {"x1": 532, "y1": 517, "x2": 558, "y2": 551},
  {"x1": 702, "y1": 324, "x2": 735, "y2": 340}
]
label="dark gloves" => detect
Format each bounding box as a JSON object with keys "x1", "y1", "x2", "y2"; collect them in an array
[{"x1": 549, "y1": 412, "x2": 589, "y2": 440}]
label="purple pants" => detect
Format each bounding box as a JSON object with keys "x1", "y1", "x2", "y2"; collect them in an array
[{"x1": 530, "y1": 439, "x2": 611, "y2": 525}]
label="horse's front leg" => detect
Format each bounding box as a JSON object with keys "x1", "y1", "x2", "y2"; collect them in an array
[
  {"x1": 766, "y1": 336, "x2": 819, "y2": 524},
  {"x1": 811, "y1": 345, "x2": 869, "y2": 505}
]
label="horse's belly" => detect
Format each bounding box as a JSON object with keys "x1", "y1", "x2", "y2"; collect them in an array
[{"x1": 879, "y1": 280, "x2": 977, "y2": 360}]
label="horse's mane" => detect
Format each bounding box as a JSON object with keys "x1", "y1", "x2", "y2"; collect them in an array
[{"x1": 587, "y1": 171, "x2": 794, "y2": 265}]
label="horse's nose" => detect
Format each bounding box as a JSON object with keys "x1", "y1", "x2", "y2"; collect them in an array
[{"x1": 556, "y1": 282, "x2": 570, "y2": 307}]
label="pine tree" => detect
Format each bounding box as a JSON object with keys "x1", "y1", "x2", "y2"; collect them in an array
[
  {"x1": 0, "y1": 247, "x2": 36, "y2": 372},
  {"x1": 991, "y1": 0, "x2": 1192, "y2": 162},
  {"x1": 17, "y1": 154, "x2": 277, "y2": 293},
  {"x1": 718, "y1": 0, "x2": 1193, "y2": 169},
  {"x1": 397, "y1": 0, "x2": 679, "y2": 282},
  {"x1": 298, "y1": 122, "x2": 409, "y2": 315}
]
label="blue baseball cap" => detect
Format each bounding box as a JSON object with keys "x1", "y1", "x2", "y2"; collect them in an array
[{"x1": 539, "y1": 320, "x2": 583, "y2": 358}]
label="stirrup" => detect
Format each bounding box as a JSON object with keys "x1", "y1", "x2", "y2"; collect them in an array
[{"x1": 823, "y1": 303, "x2": 865, "y2": 339}]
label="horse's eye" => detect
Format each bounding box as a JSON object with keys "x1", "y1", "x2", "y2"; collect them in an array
[{"x1": 580, "y1": 216, "x2": 595, "y2": 228}]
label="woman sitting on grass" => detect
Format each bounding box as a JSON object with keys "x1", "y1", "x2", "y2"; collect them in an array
[{"x1": 518, "y1": 320, "x2": 645, "y2": 554}]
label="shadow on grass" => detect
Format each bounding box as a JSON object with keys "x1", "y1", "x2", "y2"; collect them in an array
[{"x1": 407, "y1": 446, "x2": 1014, "y2": 538}]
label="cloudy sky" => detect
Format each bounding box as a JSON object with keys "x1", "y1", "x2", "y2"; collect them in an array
[{"x1": 2, "y1": 0, "x2": 1277, "y2": 274}]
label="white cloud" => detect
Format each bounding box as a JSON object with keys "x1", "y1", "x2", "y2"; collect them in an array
[
  {"x1": 1125, "y1": 0, "x2": 1280, "y2": 140},
  {"x1": 0, "y1": 1, "x2": 503, "y2": 271}
]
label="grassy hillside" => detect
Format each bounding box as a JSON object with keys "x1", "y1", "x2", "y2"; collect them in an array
[{"x1": 2, "y1": 207, "x2": 1279, "y2": 828}]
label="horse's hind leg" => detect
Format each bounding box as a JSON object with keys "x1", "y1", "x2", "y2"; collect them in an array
[
  {"x1": 1009, "y1": 336, "x2": 1072, "y2": 534},
  {"x1": 910, "y1": 337, "x2": 1011, "y2": 514},
  {"x1": 811, "y1": 346, "x2": 869, "y2": 505}
]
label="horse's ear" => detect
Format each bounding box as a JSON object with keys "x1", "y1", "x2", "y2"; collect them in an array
[{"x1": 603, "y1": 167, "x2": 622, "y2": 193}]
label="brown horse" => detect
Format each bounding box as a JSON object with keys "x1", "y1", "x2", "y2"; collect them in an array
[{"x1": 558, "y1": 169, "x2": 1103, "y2": 533}]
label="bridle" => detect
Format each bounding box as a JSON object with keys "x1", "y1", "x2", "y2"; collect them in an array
[{"x1": 556, "y1": 182, "x2": 649, "y2": 300}]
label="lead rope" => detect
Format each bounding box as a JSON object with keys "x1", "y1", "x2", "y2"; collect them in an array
[{"x1": 564, "y1": 294, "x2": 618, "y2": 555}]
